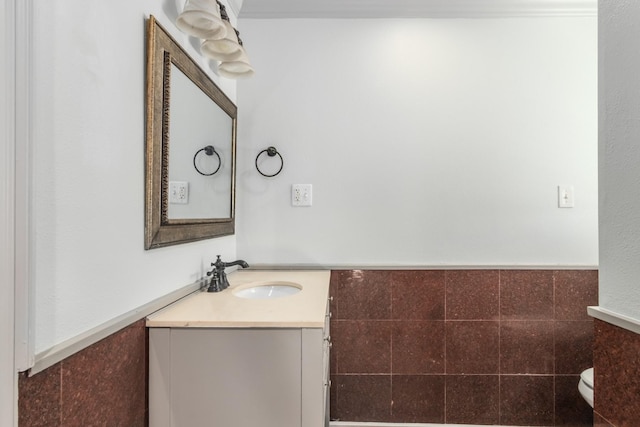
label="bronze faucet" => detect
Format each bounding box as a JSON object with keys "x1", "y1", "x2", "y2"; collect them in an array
[{"x1": 206, "y1": 255, "x2": 249, "y2": 292}]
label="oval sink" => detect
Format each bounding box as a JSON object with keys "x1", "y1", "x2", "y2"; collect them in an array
[{"x1": 233, "y1": 281, "x2": 302, "y2": 299}]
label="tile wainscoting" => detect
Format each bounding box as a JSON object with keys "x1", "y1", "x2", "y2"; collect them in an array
[
  {"x1": 18, "y1": 320, "x2": 147, "y2": 426},
  {"x1": 329, "y1": 269, "x2": 597, "y2": 426},
  {"x1": 18, "y1": 269, "x2": 597, "y2": 426},
  {"x1": 593, "y1": 318, "x2": 640, "y2": 426}
]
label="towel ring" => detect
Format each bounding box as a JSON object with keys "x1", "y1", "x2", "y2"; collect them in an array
[
  {"x1": 255, "y1": 146, "x2": 284, "y2": 177},
  {"x1": 193, "y1": 145, "x2": 221, "y2": 176}
]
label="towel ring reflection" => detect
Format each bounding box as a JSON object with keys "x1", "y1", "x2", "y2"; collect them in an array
[
  {"x1": 193, "y1": 145, "x2": 221, "y2": 176},
  {"x1": 255, "y1": 146, "x2": 284, "y2": 177}
]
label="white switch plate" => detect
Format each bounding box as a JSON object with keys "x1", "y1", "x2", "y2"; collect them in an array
[
  {"x1": 292, "y1": 184, "x2": 312, "y2": 206},
  {"x1": 170, "y1": 181, "x2": 189, "y2": 204},
  {"x1": 558, "y1": 185, "x2": 574, "y2": 208}
]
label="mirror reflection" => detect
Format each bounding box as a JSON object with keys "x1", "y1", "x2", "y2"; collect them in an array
[{"x1": 168, "y1": 64, "x2": 233, "y2": 219}]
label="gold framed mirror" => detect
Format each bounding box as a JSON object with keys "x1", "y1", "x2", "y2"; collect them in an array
[{"x1": 145, "y1": 16, "x2": 236, "y2": 249}]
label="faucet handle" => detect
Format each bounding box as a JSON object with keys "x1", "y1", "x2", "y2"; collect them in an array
[{"x1": 213, "y1": 255, "x2": 225, "y2": 269}]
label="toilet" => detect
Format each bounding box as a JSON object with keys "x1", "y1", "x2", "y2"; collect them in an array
[{"x1": 578, "y1": 367, "x2": 594, "y2": 408}]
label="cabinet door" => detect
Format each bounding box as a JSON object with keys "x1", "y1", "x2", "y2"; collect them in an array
[{"x1": 170, "y1": 328, "x2": 302, "y2": 427}]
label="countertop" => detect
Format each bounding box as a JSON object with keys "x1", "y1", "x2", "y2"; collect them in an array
[{"x1": 146, "y1": 270, "x2": 331, "y2": 328}]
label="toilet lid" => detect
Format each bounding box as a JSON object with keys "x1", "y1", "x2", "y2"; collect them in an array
[{"x1": 581, "y1": 368, "x2": 594, "y2": 389}]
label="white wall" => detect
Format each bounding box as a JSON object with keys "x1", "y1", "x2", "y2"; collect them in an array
[
  {"x1": 236, "y1": 18, "x2": 598, "y2": 267},
  {"x1": 30, "y1": 0, "x2": 238, "y2": 354},
  {"x1": 598, "y1": 0, "x2": 640, "y2": 321},
  {"x1": 1, "y1": 0, "x2": 17, "y2": 422}
]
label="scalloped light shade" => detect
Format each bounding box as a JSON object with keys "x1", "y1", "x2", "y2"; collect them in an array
[
  {"x1": 218, "y1": 46, "x2": 255, "y2": 79},
  {"x1": 201, "y1": 20, "x2": 243, "y2": 61},
  {"x1": 176, "y1": 0, "x2": 226, "y2": 40}
]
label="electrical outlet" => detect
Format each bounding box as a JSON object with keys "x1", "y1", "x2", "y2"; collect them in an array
[
  {"x1": 292, "y1": 184, "x2": 312, "y2": 207},
  {"x1": 170, "y1": 181, "x2": 189, "y2": 204},
  {"x1": 558, "y1": 185, "x2": 575, "y2": 208}
]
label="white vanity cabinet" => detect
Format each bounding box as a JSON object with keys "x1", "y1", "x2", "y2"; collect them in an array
[{"x1": 147, "y1": 270, "x2": 331, "y2": 427}]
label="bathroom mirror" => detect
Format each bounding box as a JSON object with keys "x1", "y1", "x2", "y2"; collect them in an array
[{"x1": 145, "y1": 16, "x2": 236, "y2": 249}]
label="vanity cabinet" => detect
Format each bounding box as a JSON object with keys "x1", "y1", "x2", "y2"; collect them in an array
[{"x1": 148, "y1": 302, "x2": 331, "y2": 427}]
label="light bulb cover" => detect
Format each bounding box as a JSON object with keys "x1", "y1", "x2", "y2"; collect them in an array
[
  {"x1": 218, "y1": 47, "x2": 254, "y2": 79},
  {"x1": 176, "y1": 0, "x2": 226, "y2": 40},
  {"x1": 201, "y1": 20, "x2": 243, "y2": 61}
]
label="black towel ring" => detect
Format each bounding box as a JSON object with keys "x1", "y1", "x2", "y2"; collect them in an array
[
  {"x1": 193, "y1": 145, "x2": 221, "y2": 176},
  {"x1": 255, "y1": 146, "x2": 284, "y2": 177}
]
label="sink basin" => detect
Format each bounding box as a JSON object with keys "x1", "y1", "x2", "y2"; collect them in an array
[{"x1": 233, "y1": 281, "x2": 302, "y2": 299}]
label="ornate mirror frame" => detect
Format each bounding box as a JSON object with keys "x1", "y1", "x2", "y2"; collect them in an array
[{"x1": 145, "y1": 16, "x2": 237, "y2": 249}]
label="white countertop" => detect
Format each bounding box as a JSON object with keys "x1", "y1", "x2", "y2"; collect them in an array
[{"x1": 146, "y1": 270, "x2": 331, "y2": 328}]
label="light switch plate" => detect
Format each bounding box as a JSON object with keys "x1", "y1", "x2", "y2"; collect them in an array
[{"x1": 558, "y1": 185, "x2": 574, "y2": 208}]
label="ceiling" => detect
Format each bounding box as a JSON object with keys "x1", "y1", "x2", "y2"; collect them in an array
[{"x1": 238, "y1": 0, "x2": 597, "y2": 19}]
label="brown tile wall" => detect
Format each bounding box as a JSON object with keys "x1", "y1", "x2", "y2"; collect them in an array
[
  {"x1": 16, "y1": 270, "x2": 600, "y2": 427},
  {"x1": 593, "y1": 318, "x2": 640, "y2": 427},
  {"x1": 330, "y1": 269, "x2": 597, "y2": 426},
  {"x1": 18, "y1": 319, "x2": 147, "y2": 427}
]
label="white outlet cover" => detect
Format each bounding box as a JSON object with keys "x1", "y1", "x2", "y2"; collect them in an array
[
  {"x1": 292, "y1": 184, "x2": 312, "y2": 207},
  {"x1": 170, "y1": 181, "x2": 189, "y2": 204}
]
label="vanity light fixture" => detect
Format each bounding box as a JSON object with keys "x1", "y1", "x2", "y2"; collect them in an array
[
  {"x1": 175, "y1": 0, "x2": 226, "y2": 40},
  {"x1": 218, "y1": 31, "x2": 255, "y2": 79},
  {"x1": 175, "y1": 0, "x2": 254, "y2": 79}
]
